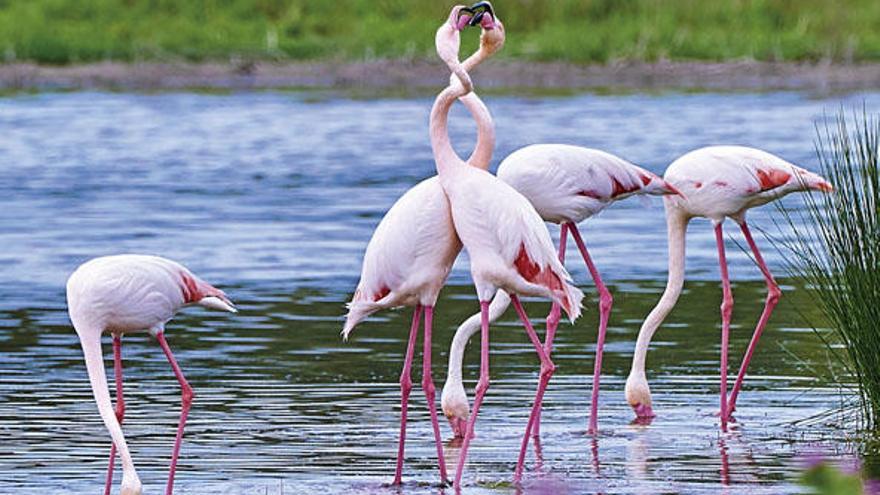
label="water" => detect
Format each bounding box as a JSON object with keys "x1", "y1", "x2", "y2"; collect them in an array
[{"x1": 1, "y1": 90, "x2": 877, "y2": 493}]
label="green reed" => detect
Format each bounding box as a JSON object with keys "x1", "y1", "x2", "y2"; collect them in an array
[{"x1": 778, "y1": 111, "x2": 880, "y2": 430}]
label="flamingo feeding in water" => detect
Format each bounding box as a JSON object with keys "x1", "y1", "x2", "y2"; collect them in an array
[
  {"x1": 430, "y1": 7, "x2": 584, "y2": 489},
  {"x1": 440, "y1": 144, "x2": 681, "y2": 476},
  {"x1": 66, "y1": 254, "x2": 236, "y2": 495},
  {"x1": 342, "y1": 2, "x2": 504, "y2": 485},
  {"x1": 624, "y1": 145, "x2": 833, "y2": 430}
]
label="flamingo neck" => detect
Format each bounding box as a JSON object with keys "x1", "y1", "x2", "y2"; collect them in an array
[
  {"x1": 430, "y1": 82, "x2": 470, "y2": 180},
  {"x1": 446, "y1": 290, "x2": 511, "y2": 388},
  {"x1": 459, "y1": 43, "x2": 496, "y2": 170},
  {"x1": 447, "y1": 311, "x2": 481, "y2": 384},
  {"x1": 459, "y1": 93, "x2": 494, "y2": 170},
  {"x1": 79, "y1": 330, "x2": 139, "y2": 482},
  {"x1": 630, "y1": 205, "x2": 689, "y2": 375}
]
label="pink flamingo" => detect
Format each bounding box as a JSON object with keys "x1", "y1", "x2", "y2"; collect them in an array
[
  {"x1": 342, "y1": 5, "x2": 504, "y2": 485},
  {"x1": 624, "y1": 145, "x2": 833, "y2": 430},
  {"x1": 430, "y1": 8, "x2": 585, "y2": 489},
  {"x1": 440, "y1": 145, "x2": 681, "y2": 474},
  {"x1": 66, "y1": 254, "x2": 236, "y2": 495}
]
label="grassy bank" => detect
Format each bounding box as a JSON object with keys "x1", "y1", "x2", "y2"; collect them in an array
[{"x1": 1, "y1": 1, "x2": 879, "y2": 65}]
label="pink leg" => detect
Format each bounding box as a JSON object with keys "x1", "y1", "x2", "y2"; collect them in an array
[
  {"x1": 727, "y1": 222, "x2": 780, "y2": 415},
  {"x1": 533, "y1": 222, "x2": 568, "y2": 439},
  {"x1": 569, "y1": 224, "x2": 612, "y2": 435},
  {"x1": 421, "y1": 306, "x2": 448, "y2": 484},
  {"x1": 155, "y1": 332, "x2": 195, "y2": 495},
  {"x1": 453, "y1": 301, "x2": 491, "y2": 490},
  {"x1": 714, "y1": 224, "x2": 733, "y2": 431},
  {"x1": 393, "y1": 305, "x2": 422, "y2": 485},
  {"x1": 512, "y1": 295, "x2": 556, "y2": 484},
  {"x1": 104, "y1": 334, "x2": 125, "y2": 495}
]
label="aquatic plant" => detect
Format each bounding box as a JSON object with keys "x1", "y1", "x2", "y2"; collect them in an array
[
  {"x1": 778, "y1": 111, "x2": 880, "y2": 430},
  {"x1": 800, "y1": 454, "x2": 878, "y2": 495}
]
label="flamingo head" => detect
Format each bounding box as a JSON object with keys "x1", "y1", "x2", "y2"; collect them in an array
[
  {"x1": 475, "y1": 3, "x2": 505, "y2": 57},
  {"x1": 625, "y1": 371, "x2": 656, "y2": 419},
  {"x1": 441, "y1": 380, "x2": 470, "y2": 439}
]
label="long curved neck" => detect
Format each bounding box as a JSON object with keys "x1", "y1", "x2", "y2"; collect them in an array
[
  {"x1": 458, "y1": 44, "x2": 495, "y2": 170},
  {"x1": 79, "y1": 331, "x2": 137, "y2": 477},
  {"x1": 459, "y1": 93, "x2": 494, "y2": 170},
  {"x1": 446, "y1": 290, "x2": 510, "y2": 386},
  {"x1": 630, "y1": 205, "x2": 689, "y2": 375},
  {"x1": 431, "y1": 82, "x2": 470, "y2": 179}
]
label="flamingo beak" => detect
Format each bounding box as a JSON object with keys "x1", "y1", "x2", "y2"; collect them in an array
[
  {"x1": 467, "y1": 1, "x2": 496, "y2": 29},
  {"x1": 199, "y1": 295, "x2": 238, "y2": 313}
]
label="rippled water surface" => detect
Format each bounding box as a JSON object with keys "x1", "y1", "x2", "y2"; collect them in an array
[{"x1": 2, "y1": 90, "x2": 878, "y2": 494}]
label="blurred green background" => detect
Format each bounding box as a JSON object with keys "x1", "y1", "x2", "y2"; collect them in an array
[{"x1": 1, "y1": 0, "x2": 879, "y2": 65}]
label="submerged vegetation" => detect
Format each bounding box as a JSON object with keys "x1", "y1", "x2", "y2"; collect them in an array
[
  {"x1": 780, "y1": 111, "x2": 880, "y2": 430},
  {"x1": 1, "y1": 0, "x2": 880, "y2": 65}
]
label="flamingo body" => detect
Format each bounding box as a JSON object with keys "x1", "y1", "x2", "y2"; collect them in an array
[
  {"x1": 663, "y1": 145, "x2": 832, "y2": 222},
  {"x1": 498, "y1": 144, "x2": 670, "y2": 224},
  {"x1": 343, "y1": 177, "x2": 460, "y2": 335},
  {"x1": 68, "y1": 255, "x2": 233, "y2": 334}
]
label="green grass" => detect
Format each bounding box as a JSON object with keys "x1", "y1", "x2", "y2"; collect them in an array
[
  {"x1": 1, "y1": 0, "x2": 880, "y2": 65},
  {"x1": 779, "y1": 111, "x2": 880, "y2": 431}
]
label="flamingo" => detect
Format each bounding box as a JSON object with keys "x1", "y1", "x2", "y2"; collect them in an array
[
  {"x1": 624, "y1": 145, "x2": 833, "y2": 430},
  {"x1": 430, "y1": 7, "x2": 585, "y2": 489},
  {"x1": 66, "y1": 254, "x2": 236, "y2": 495},
  {"x1": 440, "y1": 144, "x2": 681, "y2": 475},
  {"x1": 341, "y1": 3, "x2": 504, "y2": 485}
]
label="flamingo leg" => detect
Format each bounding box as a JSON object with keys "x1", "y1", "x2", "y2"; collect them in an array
[
  {"x1": 104, "y1": 334, "x2": 125, "y2": 495},
  {"x1": 393, "y1": 305, "x2": 422, "y2": 485},
  {"x1": 727, "y1": 221, "x2": 780, "y2": 415},
  {"x1": 155, "y1": 332, "x2": 194, "y2": 495},
  {"x1": 422, "y1": 306, "x2": 448, "y2": 484},
  {"x1": 569, "y1": 223, "x2": 612, "y2": 435},
  {"x1": 531, "y1": 222, "x2": 568, "y2": 439},
  {"x1": 453, "y1": 301, "x2": 491, "y2": 490},
  {"x1": 714, "y1": 224, "x2": 733, "y2": 431},
  {"x1": 512, "y1": 295, "x2": 556, "y2": 484}
]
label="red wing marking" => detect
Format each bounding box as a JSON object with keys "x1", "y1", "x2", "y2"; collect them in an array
[
  {"x1": 577, "y1": 190, "x2": 602, "y2": 199},
  {"x1": 180, "y1": 272, "x2": 202, "y2": 304},
  {"x1": 514, "y1": 244, "x2": 569, "y2": 312},
  {"x1": 694, "y1": 181, "x2": 703, "y2": 189},
  {"x1": 611, "y1": 177, "x2": 641, "y2": 198},
  {"x1": 373, "y1": 285, "x2": 391, "y2": 302},
  {"x1": 714, "y1": 180, "x2": 728, "y2": 187},
  {"x1": 639, "y1": 173, "x2": 652, "y2": 186},
  {"x1": 756, "y1": 169, "x2": 791, "y2": 191}
]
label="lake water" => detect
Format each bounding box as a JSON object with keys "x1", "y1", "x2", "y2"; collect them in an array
[{"x1": 1, "y1": 90, "x2": 877, "y2": 494}]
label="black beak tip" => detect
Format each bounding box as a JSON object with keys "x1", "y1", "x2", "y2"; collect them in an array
[{"x1": 467, "y1": 1, "x2": 495, "y2": 26}]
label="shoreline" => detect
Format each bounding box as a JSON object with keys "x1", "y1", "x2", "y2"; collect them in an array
[{"x1": 1, "y1": 60, "x2": 879, "y2": 94}]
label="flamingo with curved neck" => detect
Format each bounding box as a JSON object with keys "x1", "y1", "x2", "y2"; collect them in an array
[
  {"x1": 67, "y1": 254, "x2": 236, "y2": 495},
  {"x1": 342, "y1": 4, "x2": 503, "y2": 485},
  {"x1": 430, "y1": 6, "x2": 584, "y2": 489},
  {"x1": 441, "y1": 146, "x2": 681, "y2": 449},
  {"x1": 625, "y1": 146, "x2": 832, "y2": 430}
]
